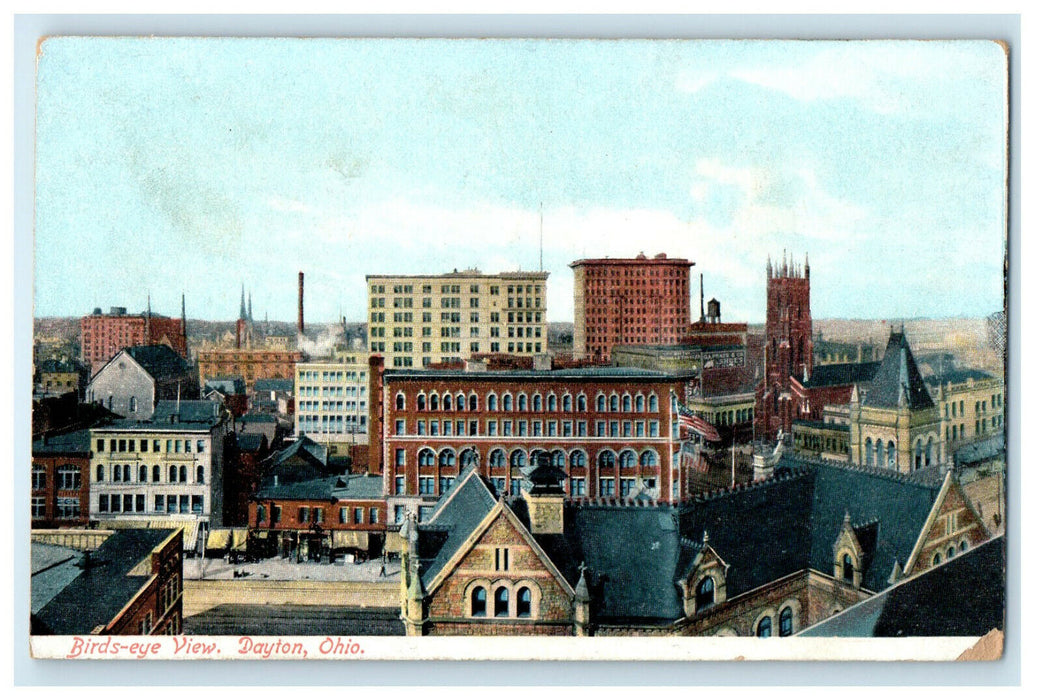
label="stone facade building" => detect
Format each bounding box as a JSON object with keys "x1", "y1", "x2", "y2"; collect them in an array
[
  {"x1": 398, "y1": 455, "x2": 992, "y2": 637},
  {"x1": 294, "y1": 354, "x2": 370, "y2": 451},
  {"x1": 571, "y1": 253, "x2": 694, "y2": 362}
]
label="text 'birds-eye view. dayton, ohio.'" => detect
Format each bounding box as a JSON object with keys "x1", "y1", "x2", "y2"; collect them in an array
[{"x1": 29, "y1": 38, "x2": 1007, "y2": 656}]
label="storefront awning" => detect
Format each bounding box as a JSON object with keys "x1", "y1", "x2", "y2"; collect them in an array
[
  {"x1": 230, "y1": 528, "x2": 249, "y2": 552},
  {"x1": 206, "y1": 529, "x2": 231, "y2": 551},
  {"x1": 384, "y1": 530, "x2": 407, "y2": 554},
  {"x1": 331, "y1": 530, "x2": 370, "y2": 549}
]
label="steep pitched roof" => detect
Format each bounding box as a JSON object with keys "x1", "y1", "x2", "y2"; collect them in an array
[
  {"x1": 861, "y1": 332, "x2": 934, "y2": 411},
  {"x1": 152, "y1": 400, "x2": 223, "y2": 425},
  {"x1": 801, "y1": 536, "x2": 1005, "y2": 637},
  {"x1": 417, "y1": 470, "x2": 498, "y2": 589},
  {"x1": 123, "y1": 345, "x2": 191, "y2": 381},
  {"x1": 271, "y1": 435, "x2": 328, "y2": 470}
]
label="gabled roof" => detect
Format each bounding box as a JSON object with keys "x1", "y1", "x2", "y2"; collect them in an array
[
  {"x1": 255, "y1": 473, "x2": 382, "y2": 501},
  {"x1": 801, "y1": 536, "x2": 1005, "y2": 637},
  {"x1": 861, "y1": 332, "x2": 934, "y2": 411},
  {"x1": 802, "y1": 361, "x2": 880, "y2": 389},
  {"x1": 32, "y1": 529, "x2": 179, "y2": 635},
  {"x1": 417, "y1": 470, "x2": 499, "y2": 589},
  {"x1": 204, "y1": 376, "x2": 247, "y2": 395},
  {"x1": 235, "y1": 432, "x2": 267, "y2": 453},
  {"x1": 253, "y1": 378, "x2": 294, "y2": 393},
  {"x1": 270, "y1": 436, "x2": 328, "y2": 472},
  {"x1": 122, "y1": 345, "x2": 191, "y2": 381}
]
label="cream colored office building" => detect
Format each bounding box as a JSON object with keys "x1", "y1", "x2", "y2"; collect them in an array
[
  {"x1": 295, "y1": 354, "x2": 370, "y2": 449},
  {"x1": 366, "y1": 270, "x2": 550, "y2": 368}
]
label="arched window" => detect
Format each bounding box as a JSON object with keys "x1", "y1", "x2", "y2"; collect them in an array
[
  {"x1": 196, "y1": 466, "x2": 205, "y2": 484},
  {"x1": 129, "y1": 396, "x2": 137, "y2": 413},
  {"x1": 563, "y1": 394, "x2": 573, "y2": 412},
  {"x1": 487, "y1": 393, "x2": 498, "y2": 411},
  {"x1": 569, "y1": 450, "x2": 587, "y2": 468},
  {"x1": 469, "y1": 394, "x2": 478, "y2": 411},
  {"x1": 959, "y1": 539, "x2": 969, "y2": 552},
  {"x1": 518, "y1": 394, "x2": 528, "y2": 412},
  {"x1": 609, "y1": 394, "x2": 619, "y2": 412},
  {"x1": 429, "y1": 393, "x2": 439, "y2": 411},
  {"x1": 417, "y1": 394, "x2": 426, "y2": 411},
  {"x1": 932, "y1": 552, "x2": 942, "y2": 566},
  {"x1": 169, "y1": 465, "x2": 177, "y2": 482},
  {"x1": 517, "y1": 587, "x2": 532, "y2": 618},
  {"x1": 780, "y1": 607, "x2": 794, "y2": 637},
  {"x1": 459, "y1": 448, "x2": 478, "y2": 468},
  {"x1": 96, "y1": 464, "x2": 104, "y2": 482},
  {"x1": 123, "y1": 464, "x2": 132, "y2": 482},
  {"x1": 443, "y1": 393, "x2": 452, "y2": 411},
  {"x1": 533, "y1": 394, "x2": 542, "y2": 412},
  {"x1": 471, "y1": 587, "x2": 487, "y2": 617},
  {"x1": 639, "y1": 450, "x2": 659, "y2": 467},
  {"x1": 619, "y1": 450, "x2": 637, "y2": 468},
  {"x1": 503, "y1": 394, "x2": 514, "y2": 411},
  {"x1": 577, "y1": 394, "x2": 587, "y2": 412},
  {"x1": 875, "y1": 439, "x2": 884, "y2": 468},
  {"x1": 494, "y1": 587, "x2": 509, "y2": 617},
  {"x1": 915, "y1": 442, "x2": 923, "y2": 470},
  {"x1": 648, "y1": 394, "x2": 659, "y2": 412},
  {"x1": 865, "y1": 438, "x2": 874, "y2": 467},
  {"x1": 757, "y1": 616, "x2": 772, "y2": 638},
  {"x1": 419, "y1": 448, "x2": 436, "y2": 467},
  {"x1": 695, "y1": 576, "x2": 715, "y2": 612},
  {"x1": 179, "y1": 465, "x2": 187, "y2": 483},
  {"x1": 438, "y1": 449, "x2": 456, "y2": 468},
  {"x1": 551, "y1": 450, "x2": 566, "y2": 468},
  {"x1": 488, "y1": 449, "x2": 506, "y2": 468},
  {"x1": 596, "y1": 394, "x2": 606, "y2": 412},
  {"x1": 926, "y1": 438, "x2": 934, "y2": 467},
  {"x1": 456, "y1": 394, "x2": 465, "y2": 411},
  {"x1": 510, "y1": 450, "x2": 527, "y2": 468},
  {"x1": 635, "y1": 394, "x2": 645, "y2": 412},
  {"x1": 842, "y1": 553, "x2": 854, "y2": 583},
  {"x1": 622, "y1": 394, "x2": 632, "y2": 412},
  {"x1": 152, "y1": 464, "x2": 160, "y2": 482},
  {"x1": 139, "y1": 464, "x2": 147, "y2": 482},
  {"x1": 395, "y1": 393, "x2": 406, "y2": 410},
  {"x1": 598, "y1": 451, "x2": 616, "y2": 469},
  {"x1": 946, "y1": 545, "x2": 956, "y2": 559},
  {"x1": 547, "y1": 394, "x2": 557, "y2": 412},
  {"x1": 887, "y1": 441, "x2": 896, "y2": 469}
]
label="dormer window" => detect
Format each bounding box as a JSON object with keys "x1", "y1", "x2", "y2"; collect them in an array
[{"x1": 842, "y1": 553, "x2": 854, "y2": 583}]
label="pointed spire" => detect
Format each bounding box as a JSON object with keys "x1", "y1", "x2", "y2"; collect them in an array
[
  {"x1": 782, "y1": 248, "x2": 787, "y2": 277},
  {"x1": 574, "y1": 562, "x2": 590, "y2": 602},
  {"x1": 767, "y1": 255, "x2": 773, "y2": 279},
  {"x1": 804, "y1": 252, "x2": 810, "y2": 279}
]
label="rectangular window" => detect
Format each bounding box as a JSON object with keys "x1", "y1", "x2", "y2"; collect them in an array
[
  {"x1": 273, "y1": 506, "x2": 282, "y2": 524},
  {"x1": 635, "y1": 421, "x2": 645, "y2": 437},
  {"x1": 620, "y1": 478, "x2": 636, "y2": 497},
  {"x1": 599, "y1": 478, "x2": 616, "y2": 497},
  {"x1": 610, "y1": 421, "x2": 619, "y2": 437},
  {"x1": 417, "y1": 420, "x2": 426, "y2": 436},
  {"x1": 518, "y1": 420, "x2": 528, "y2": 437},
  {"x1": 649, "y1": 421, "x2": 659, "y2": 437},
  {"x1": 339, "y1": 507, "x2": 348, "y2": 524},
  {"x1": 395, "y1": 419, "x2": 405, "y2": 435},
  {"x1": 419, "y1": 477, "x2": 435, "y2": 495},
  {"x1": 299, "y1": 507, "x2": 310, "y2": 523},
  {"x1": 469, "y1": 420, "x2": 478, "y2": 436},
  {"x1": 487, "y1": 420, "x2": 498, "y2": 436},
  {"x1": 503, "y1": 421, "x2": 513, "y2": 437},
  {"x1": 562, "y1": 421, "x2": 573, "y2": 437},
  {"x1": 155, "y1": 495, "x2": 164, "y2": 513},
  {"x1": 124, "y1": 494, "x2": 134, "y2": 513},
  {"x1": 98, "y1": 494, "x2": 109, "y2": 513},
  {"x1": 395, "y1": 448, "x2": 406, "y2": 467},
  {"x1": 31, "y1": 496, "x2": 46, "y2": 518},
  {"x1": 136, "y1": 494, "x2": 145, "y2": 512},
  {"x1": 394, "y1": 505, "x2": 406, "y2": 524},
  {"x1": 167, "y1": 496, "x2": 177, "y2": 514},
  {"x1": 395, "y1": 476, "x2": 405, "y2": 495},
  {"x1": 369, "y1": 507, "x2": 379, "y2": 524},
  {"x1": 596, "y1": 421, "x2": 606, "y2": 437},
  {"x1": 570, "y1": 478, "x2": 585, "y2": 496},
  {"x1": 547, "y1": 420, "x2": 557, "y2": 436},
  {"x1": 179, "y1": 495, "x2": 189, "y2": 514},
  {"x1": 354, "y1": 508, "x2": 363, "y2": 524},
  {"x1": 578, "y1": 421, "x2": 588, "y2": 437},
  {"x1": 32, "y1": 466, "x2": 46, "y2": 490}
]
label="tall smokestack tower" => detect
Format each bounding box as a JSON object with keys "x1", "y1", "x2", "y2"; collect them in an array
[{"x1": 298, "y1": 271, "x2": 305, "y2": 335}]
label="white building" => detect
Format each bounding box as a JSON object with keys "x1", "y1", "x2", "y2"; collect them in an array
[
  {"x1": 89, "y1": 400, "x2": 232, "y2": 551},
  {"x1": 295, "y1": 354, "x2": 369, "y2": 452}
]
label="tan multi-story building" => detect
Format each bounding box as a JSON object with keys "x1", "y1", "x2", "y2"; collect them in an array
[
  {"x1": 366, "y1": 270, "x2": 550, "y2": 369},
  {"x1": 925, "y1": 369, "x2": 1005, "y2": 450},
  {"x1": 295, "y1": 353, "x2": 370, "y2": 450}
]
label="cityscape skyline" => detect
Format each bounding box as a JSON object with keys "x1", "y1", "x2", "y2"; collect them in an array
[{"x1": 35, "y1": 39, "x2": 1007, "y2": 324}]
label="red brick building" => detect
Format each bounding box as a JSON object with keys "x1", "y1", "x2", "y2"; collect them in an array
[
  {"x1": 571, "y1": 253, "x2": 694, "y2": 361},
  {"x1": 31, "y1": 429, "x2": 92, "y2": 528},
  {"x1": 368, "y1": 356, "x2": 699, "y2": 523},
  {"x1": 197, "y1": 349, "x2": 303, "y2": 394},
  {"x1": 80, "y1": 303, "x2": 188, "y2": 374}
]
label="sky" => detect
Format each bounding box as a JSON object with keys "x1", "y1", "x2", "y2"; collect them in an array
[{"x1": 34, "y1": 38, "x2": 1008, "y2": 324}]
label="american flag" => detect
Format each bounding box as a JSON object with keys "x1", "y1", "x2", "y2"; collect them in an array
[
  {"x1": 676, "y1": 402, "x2": 722, "y2": 442},
  {"x1": 679, "y1": 442, "x2": 711, "y2": 473}
]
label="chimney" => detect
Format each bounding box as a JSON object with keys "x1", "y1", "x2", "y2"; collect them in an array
[{"x1": 298, "y1": 272, "x2": 305, "y2": 335}]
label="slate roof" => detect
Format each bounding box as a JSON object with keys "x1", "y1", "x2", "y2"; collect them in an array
[
  {"x1": 152, "y1": 400, "x2": 223, "y2": 425},
  {"x1": 418, "y1": 454, "x2": 949, "y2": 626},
  {"x1": 802, "y1": 361, "x2": 880, "y2": 389},
  {"x1": 272, "y1": 436, "x2": 328, "y2": 469},
  {"x1": 387, "y1": 367, "x2": 698, "y2": 382},
  {"x1": 32, "y1": 529, "x2": 178, "y2": 635},
  {"x1": 31, "y1": 429, "x2": 91, "y2": 456},
  {"x1": 922, "y1": 368, "x2": 995, "y2": 387},
  {"x1": 416, "y1": 470, "x2": 499, "y2": 589},
  {"x1": 253, "y1": 378, "x2": 294, "y2": 394},
  {"x1": 204, "y1": 376, "x2": 247, "y2": 395},
  {"x1": 123, "y1": 345, "x2": 191, "y2": 381},
  {"x1": 235, "y1": 432, "x2": 267, "y2": 452},
  {"x1": 953, "y1": 433, "x2": 1006, "y2": 468},
  {"x1": 801, "y1": 536, "x2": 1005, "y2": 637},
  {"x1": 860, "y1": 332, "x2": 934, "y2": 411},
  {"x1": 256, "y1": 472, "x2": 384, "y2": 502}
]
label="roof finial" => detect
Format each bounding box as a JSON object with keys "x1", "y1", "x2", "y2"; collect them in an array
[{"x1": 702, "y1": 530, "x2": 709, "y2": 545}]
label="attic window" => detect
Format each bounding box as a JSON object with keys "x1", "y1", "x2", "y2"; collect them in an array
[{"x1": 842, "y1": 553, "x2": 854, "y2": 583}]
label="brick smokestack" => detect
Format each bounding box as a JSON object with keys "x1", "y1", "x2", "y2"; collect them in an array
[{"x1": 298, "y1": 271, "x2": 305, "y2": 334}]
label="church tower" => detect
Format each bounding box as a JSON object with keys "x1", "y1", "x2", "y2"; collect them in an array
[{"x1": 757, "y1": 252, "x2": 813, "y2": 437}]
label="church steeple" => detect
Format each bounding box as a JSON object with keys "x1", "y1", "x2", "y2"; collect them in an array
[
  {"x1": 239, "y1": 283, "x2": 247, "y2": 320},
  {"x1": 248, "y1": 292, "x2": 253, "y2": 322}
]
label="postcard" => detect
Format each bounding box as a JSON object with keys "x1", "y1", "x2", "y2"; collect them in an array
[{"x1": 29, "y1": 37, "x2": 1008, "y2": 662}]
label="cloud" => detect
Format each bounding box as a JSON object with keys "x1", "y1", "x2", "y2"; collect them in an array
[{"x1": 268, "y1": 196, "x2": 313, "y2": 214}]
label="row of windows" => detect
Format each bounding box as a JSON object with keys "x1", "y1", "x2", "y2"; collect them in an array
[
  {"x1": 395, "y1": 446, "x2": 662, "y2": 470},
  {"x1": 931, "y1": 538, "x2": 971, "y2": 565},
  {"x1": 97, "y1": 493, "x2": 203, "y2": 514},
  {"x1": 297, "y1": 369, "x2": 366, "y2": 382},
  {"x1": 297, "y1": 400, "x2": 366, "y2": 412},
  {"x1": 31, "y1": 496, "x2": 81, "y2": 519},
  {"x1": 95, "y1": 464, "x2": 205, "y2": 484},
  {"x1": 469, "y1": 583, "x2": 536, "y2": 618},
  {"x1": 96, "y1": 438, "x2": 207, "y2": 454},
  {"x1": 31, "y1": 464, "x2": 82, "y2": 491},
  {"x1": 397, "y1": 390, "x2": 661, "y2": 414},
  {"x1": 254, "y1": 504, "x2": 381, "y2": 526},
  {"x1": 395, "y1": 417, "x2": 662, "y2": 439},
  {"x1": 297, "y1": 386, "x2": 366, "y2": 398}
]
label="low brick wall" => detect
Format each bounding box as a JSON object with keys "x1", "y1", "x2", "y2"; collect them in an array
[{"x1": 183, "y1": 579, "x2": 399, "y2": 617}]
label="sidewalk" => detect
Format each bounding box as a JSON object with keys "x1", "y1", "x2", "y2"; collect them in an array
[{"x1": 185, "y1": 554, "x2": 402, "y2": 582}]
